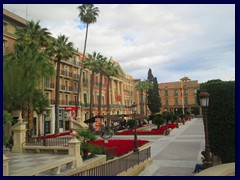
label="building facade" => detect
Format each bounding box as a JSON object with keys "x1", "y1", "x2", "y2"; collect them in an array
[
  {"x1": 3, "y1": 8, "x2": 144, "y2": 136},
  {"x1": 159, "y1": 77, "x2": 200, "y2": 115}
]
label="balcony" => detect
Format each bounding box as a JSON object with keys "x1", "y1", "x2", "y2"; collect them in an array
[
  {"x1": 73, "y1": 74, "x2": 80, "y2": 81},
  {"x1": 44, "y1": 83, "x2": 54, "y2": 90},
  {"x1": 60, "y1": 85, "x2": 73, "y2": 92},
  {"x1": 60, "y1": 70, "x2": 72, "y2": 79}
]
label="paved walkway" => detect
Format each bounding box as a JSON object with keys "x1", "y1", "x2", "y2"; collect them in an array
[
  {"x1": 138, "y1": 118, "x2": 205, "y2": 176},
  {"x1": 4, "y1": 118, "x2": 205, "y2": 176}
]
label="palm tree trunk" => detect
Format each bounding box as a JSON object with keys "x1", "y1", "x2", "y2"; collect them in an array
[
  {"x1": 55, "y1": 58, "x2": 61, "y2": 135},
  {"x1": 28, "y1": 101, "x2": 34, "y2": 134},
  {"x1": 76, "y1": 23, "x2": 89, "y2": 118},
  {"x1": 89, "y1": 70, "x2": 94, "y2": 118},
  {"x1": 98, "y1": 71, "x2": 103, "y2": 116},
  {"x1": 106, "y1": 75, "x2": 111, "y2": 127},
  {"x1": 140, "y1": 90, "x2": 144, "y2": 114}
]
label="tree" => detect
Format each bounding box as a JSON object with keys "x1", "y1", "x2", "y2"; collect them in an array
[
  {"x1": 148, "y1": 76, "x2": 161, "y2": 114},
  {"x1": 153, "y1": 114, "x2": 164, "y2": 129},
  {"x1": 15, "y1": 20, "x2": 52, "y2": 48},
  {"x1": 50, "y1": 35, "x2": 74, "y2": 134},
  {"x1": 3, "y1": 44, "x2": 54, "y2": 132},
  {"x1": 135, "y1": 80, "x2": 152, "y2": 115},
  {"x1": 76, "y1": 4, "x2": 100, "y2": 118},
  {"x1": 105, "y1": 59, "x2": 119, "y2": 115},
  {"x1": 84, "y1": 52, "x2": 103, "y2": 118},
  {"x1": 97, "y1": 56, "x2": 107, "y2": 116},
  {"x1": 10, "y1": 20, "x2": 53, "y2": 131},
  {"x1": 32, "y1": 89, "x2": 50, "y2": 140}
]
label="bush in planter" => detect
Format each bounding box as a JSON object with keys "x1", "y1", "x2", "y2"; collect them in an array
[
  {"x1": 76, "y1": 129, "x2": 97, "y2": 160},
  {"x1": 127, "y1": 119, "x2": 135, "y2": 129},
  {"x1": 153, "y1": 114, "x2": 164, "y2": 129}
]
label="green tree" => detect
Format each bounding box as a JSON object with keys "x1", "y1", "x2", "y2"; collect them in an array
[
  {"x1": 135, "y1": 80, "x2": 152, "y2": 115},
  {"x1": 76, "y1": 129, "x2": 98, "y2": 159},
  {"x1": 200, "y1": 80, "x2": 234, "y2": 163},
  {"x1": 153, "y1": 114, "x2": 164, "y2": 129},
  {"x1": 10, "y1": 20, "x2": 53, "y2": 131},
  {"x1": 147, "y1": 69, "x2": 161, "y2": 114},
  {"x1": 49, "y1": 35, "x2": 74, "y2": 134},
  {"x1": 3, "y1": 44, "x2": 54, "y2": 132},
  {"x1": 32, "y1": 90, "x2": 50, "y2": 140},
  {"x1": 76, "y1": 4, "x2": 100, "y2": 118},
  {"x1": 84, "y1": 52, "x2": 103, "y2": 118}
]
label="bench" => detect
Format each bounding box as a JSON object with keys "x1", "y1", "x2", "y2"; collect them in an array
[
  {"x1": 24, "y1": 146, "x2": 68, "y2": 154},
  {"x1": 12, "y1": 156, "x2": 76, "y2": 176}
]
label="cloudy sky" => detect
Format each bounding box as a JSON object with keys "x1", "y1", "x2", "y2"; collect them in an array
[{"x1": 4, "y1": 4, "x2": 235, "y2": 83}]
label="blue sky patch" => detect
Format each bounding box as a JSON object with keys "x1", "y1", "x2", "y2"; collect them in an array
[{"x1": 122, "y1": 34, "x2": 135, "y2": 42}]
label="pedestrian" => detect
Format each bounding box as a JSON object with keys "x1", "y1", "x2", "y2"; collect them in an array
[
  {"x1": 192, "y1": 151, "x2": 206, "y2": 173},
  {"x1": 8, "y1": 134, "x2": 13, "y2": 152}
]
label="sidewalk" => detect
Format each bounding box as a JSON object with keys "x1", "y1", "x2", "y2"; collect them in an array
[{"x1": 138, "y1": 118, "x2": 205, "y2": 176}]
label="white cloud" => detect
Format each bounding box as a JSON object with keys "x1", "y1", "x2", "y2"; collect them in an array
[{"x1": 4, "y1": 4, "x2": 235, "y2": 83}]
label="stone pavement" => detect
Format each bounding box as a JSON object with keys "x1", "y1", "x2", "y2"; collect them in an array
[
  {"x1": 4, "y1": 149, "x2": 69, "y2": 176},
  {"x1": 138, "y1": 118, "x2": 205, "y2": 176},
  {"x1": 4, "y1": 117, "x2": 205, "y2": 176}
]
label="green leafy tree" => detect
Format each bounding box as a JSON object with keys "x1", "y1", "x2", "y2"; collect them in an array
[
  {"x1": 153, "y1": 114, "x2": 164, "y2": 129},
  {"x1": 135, "y1": 80, "x2": 152, "y2": 115},
  {"x1": 200, "y1": 80, "x2": 234, "y2": 163},
  {"x1": 76, "y1": 4, "x2": 100, "y2": 117},
  {"x1": 147, "y1": 69, "x2": 161, "y2": 114},
  {"x1": 76, "y1": 129, "x2": 98, "y2": 159},
  {"x1": 49, "y1": 35, "x2": 74, "y2": 134}
]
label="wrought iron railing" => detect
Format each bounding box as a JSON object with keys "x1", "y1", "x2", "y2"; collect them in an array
[{"x1": 71, "y1": 147, "x2": 151, "y2": 176}]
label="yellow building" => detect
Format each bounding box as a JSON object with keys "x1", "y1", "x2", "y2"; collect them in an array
[
  {"x1": 3, "y1": 8, "x2": 141, "y2": 135},
  {"x1": 159, "y1": 77, "x2": 200, "y2": 115}
]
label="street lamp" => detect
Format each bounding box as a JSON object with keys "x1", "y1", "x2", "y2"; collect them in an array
[
  {"x1": 198, "y1": 89, "x2": 213, "y2": 168},
  {"x1": 132, "y1": 102, "x2": 139, "y2": 153},
  {"x1": 164, "y1": 108, "x2": 169, "y2": 135},
  {"x1": 175, "y1": 108, "x2": 179, "y2": 128},
  {"x1": 43, "y1": 110, "x2": 47, "y2": 146}
]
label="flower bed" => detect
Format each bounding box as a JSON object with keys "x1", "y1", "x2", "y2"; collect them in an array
[
  {"x1": 115, "y1": 123, "x2": 177, "y2": 135},
  {"x1": 89, "y1": 139, "x2": 149, "y2": 157}
]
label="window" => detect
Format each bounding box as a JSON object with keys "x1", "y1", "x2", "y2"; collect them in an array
[
  {"x1": 65, "y1": 95, "x2": 68, "y2": 105},
  {"x1": 175, "y1": 98, "x2": 178, "y2": 105},
  {"x1": 165, "y1": 90, "x2": 168, "y2": 96},
  {"x1": 96, "y1": 76, "x2": 99, "y2": 85},
  {"x1": 195, "y1": 97, "x2": 198, "y2": 104},
  {"x1": 184, "y1": 98, "x2": 188, "y2": 105},
  {"x1": 83, "y1": 72, "x2": 86, "y2": 82},
  {"x1": 165, "y1": 99, "x2": 169, "y2": 106},
  {"x1": 84, "y1": 93, "x2": 87, "y2": 105},
  {"x1": 194, "y1": 89, "x2": 198, "y2": 95},
  {"x1": 184, "y1": 89, "x2": 188, "y2": 95},
  {"x1": 174, "y1": 89, "x2": 178, "y2": 96}
]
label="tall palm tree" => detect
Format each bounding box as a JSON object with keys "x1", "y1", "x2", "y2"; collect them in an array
[
  {"x1": 84, "y1": 52, "x2": 102, "y2": 118},
  {"x1": 32, "y1": 89, "x2": 50, "y2": 141},
  {"x1": 50, "y1": 35, "x2": 74, "y2": 134},
  {"x1": 105, "y1": 59, "x2": 119, "y2": 114},
  {"x1": 76, "y1": 4, "x2": 100, "y2": 118},
  {"x1": 15, "y1": 20, "x2": 52, "y2": 48},
  {"x1": 97, "y1": 56, "x2": 107, "y2": 116},
  {"x1": 3, "y1": 44, "x2": 54, "y2": 132},
  {"x1": 135, "y1": 80, "x2": 152, "y2": 115},
  {"x1": 13, "y1": 20, "x2": 53, "y2": 131}
]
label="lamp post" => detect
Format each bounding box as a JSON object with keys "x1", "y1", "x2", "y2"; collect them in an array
[
  {"x1": 175, "y1": 108, "x2": 179, "y2": 128},
  {"x1": 43, "y1": 110, "x2": 47, "y2": 146},
  {"x1": 164, "y1": 108, "x2": 169, "y2": 135},
  {"x1": 198, "y1": 89, "x2": 213, "y2": 168},
  {"x1": 132, "y1": 102, "x2": 139, "y2": 153}
]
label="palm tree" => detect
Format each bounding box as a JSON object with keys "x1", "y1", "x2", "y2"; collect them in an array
[
  {"x1": 135, "y1": 80, "x2": 152, "y2": 115},
  {"x1": 97, "y1": 56, "x2": 107, "y2": 116},
  {"x1": 32, "y1": 90, "x2": 50, "y2": 141},
  {"x1": 12, "y1": 20, "x2": 53, "y2": 132},
  {"x1": 3, "y1": 44, "x2": 54, "y2": 132},
  {"x1": 76, "y1": 4, "x2": 100, "y2": 118},
  {"x1": 15, "y1": 20, "x2": 52, "y2": 48},
  {"x1": 84, "y1": 52, "x2": 103, "y2": 118},
  {"x1": 105, "y1": 59, "x2": 119, "y2": 114},
  {"x1": 50, "y1": 35, "x2": 74, "y2": 134}
]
